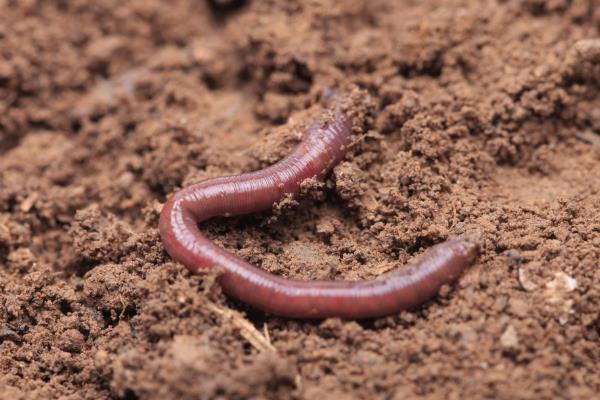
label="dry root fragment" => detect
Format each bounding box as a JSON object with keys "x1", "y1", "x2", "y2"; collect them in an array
[
  {"x1": 205, "y1": 303, "x2": 276, "y2": 353},
  {"x1": 0, "y1": 221, "x2": 9, "y2": 243},
  {"x1": 518, "y1": 267, "x2": 538, "y2": 292},
  {"x1": 574, "y1": 131, "x2": 600, "y2": 147}
]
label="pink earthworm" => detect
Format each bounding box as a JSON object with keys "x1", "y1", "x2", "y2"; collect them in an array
[{"x1": 159, "y1": 109, "x2": 478, "y2": 319}]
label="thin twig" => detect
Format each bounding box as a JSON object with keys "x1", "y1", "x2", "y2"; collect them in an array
[
  {"x1": 206, "y1": 303, "x2": 276, "y2": 353},
  {"x1": 574, "y1": 130, "x2": 600, "y2": 146}
]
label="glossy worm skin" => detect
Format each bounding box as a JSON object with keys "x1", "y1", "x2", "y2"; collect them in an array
[{"x1": 159, "y1": 110, "x2": 478, "y2": 319}]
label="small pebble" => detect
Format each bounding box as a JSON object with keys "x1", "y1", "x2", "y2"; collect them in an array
[{"x1": 500, "y1": 325, "x2": 519, "y2": 349}]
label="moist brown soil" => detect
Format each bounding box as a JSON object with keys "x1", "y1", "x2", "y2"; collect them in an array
[{"x1": 1, "y1": 1, "x2": 600, "y2": 399}]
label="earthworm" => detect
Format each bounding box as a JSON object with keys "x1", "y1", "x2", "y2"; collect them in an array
[{"x1": 159, "y1": 109, "x2": 478, "y2": 319}]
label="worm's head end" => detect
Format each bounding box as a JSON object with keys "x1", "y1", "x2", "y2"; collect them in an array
[{"x1": 455, "y1": 234, "x2": 481, "y2": 263}]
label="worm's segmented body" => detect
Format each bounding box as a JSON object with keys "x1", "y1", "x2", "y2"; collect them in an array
[{"x1": 159, "y1": 110, "x2": 477, "y2": 318}]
